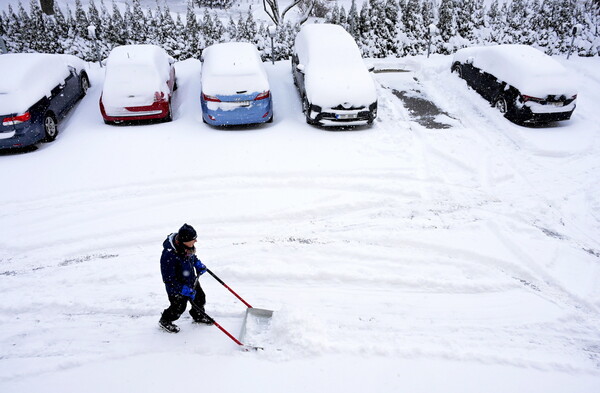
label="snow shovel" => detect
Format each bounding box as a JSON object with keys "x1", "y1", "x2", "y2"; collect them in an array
[{"x1": 191, "y1": 269, "x2": 273, "y2": 350}]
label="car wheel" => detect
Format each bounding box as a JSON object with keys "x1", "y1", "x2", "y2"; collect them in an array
[
  {"x1": 43, "y1": 114, "x2": 58, "y2": 142},
  {"x1": 451, "y1": 64, "x2": 463, "y2": 78},
  {"x1": 494, "y1": 95, "x2": 509, "y2": 115},
  {"x1": 80, "y1": 74, "x2": 90, "y2": 96}
]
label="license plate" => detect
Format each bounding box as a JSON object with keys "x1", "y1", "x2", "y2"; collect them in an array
[
  {"x1": 336, "y1": 114, "x2": 357, "y2": 119},
  {"x1": 238, "y1": 101, "x2": 251, "y2": 107},
  {"x1": 549, "y1": 102, "x2": 564, "y2": 107}
]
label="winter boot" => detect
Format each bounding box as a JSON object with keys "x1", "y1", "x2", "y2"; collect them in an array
[
  {"x1": 159, "y1": 319, "x2": 180, "y2": 333},
  {"x1": 192, "y1": 313, "x2": 214, "y2": 325}
]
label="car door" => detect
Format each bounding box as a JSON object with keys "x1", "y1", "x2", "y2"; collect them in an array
[
  {"x1": 62, "y1": 66, "x2": 82, "y2": 109},
  {"x1": 292, "y1": 53, "x2": 306, "y2": 97}
]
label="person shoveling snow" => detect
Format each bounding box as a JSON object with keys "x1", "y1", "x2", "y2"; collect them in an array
[
  {"x1": 158, "y1": 223, "x2": 213, "y2": 333},
  {"x1": 157, "y1": 223, "x2": 273, "y2": 350}
]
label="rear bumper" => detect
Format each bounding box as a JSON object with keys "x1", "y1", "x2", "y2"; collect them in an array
[
  {"x1": 100, "y1": 98, "x2": 170, "y2": 122},
  {"x1": 0, "y1": 123, "x2": 44, "y2": 149},
  {"x1": 201, "y1": 98, "x2": 272, "y2": 126}
]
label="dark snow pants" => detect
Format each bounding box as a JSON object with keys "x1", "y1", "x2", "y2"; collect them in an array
[{"x1": 160, "y1": 282, "x2": 206, "y2": 323}]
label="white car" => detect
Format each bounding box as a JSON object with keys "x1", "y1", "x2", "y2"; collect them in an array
[
  {"x1": 292, "y1": 23, "x2": 377, "y2": 126},
  {"x1": 452, "y1": 45, "x2": 577, "y2": 124},
  {"x1": 100, "y1": 44, "x2": 176, "y2": 124}
]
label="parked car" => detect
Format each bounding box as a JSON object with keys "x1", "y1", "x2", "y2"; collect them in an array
[
  {"x1": 200, "y1": 42, "x2": 273, "y2": 126},
  {"x1": 0, "y1": 53, "x2": 89, "y2": 150},
  {"x1": 451, "y1": 44, "x2": 577, "y2": 124},
  {"x1": 292, "y1": 23, "x2": 377, "y2": 126},
  {"x1": 100, "y1": 44, "x2": 176, "y2": 124}
]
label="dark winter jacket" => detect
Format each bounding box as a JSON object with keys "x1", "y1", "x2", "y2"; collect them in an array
[{"x1": 160, "y1": 233, "x2": 202, "y2": 296}]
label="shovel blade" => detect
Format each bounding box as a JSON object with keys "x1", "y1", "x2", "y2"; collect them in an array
[{"x1": 239, "y1": 307, "x2": 273, "y2": 347}]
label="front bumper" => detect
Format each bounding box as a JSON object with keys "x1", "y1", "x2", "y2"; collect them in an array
[{"x1": 307, "y1": 102, "x2": 377, "y2": 127}]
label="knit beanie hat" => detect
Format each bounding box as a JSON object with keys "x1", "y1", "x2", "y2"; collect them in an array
[{"x1": 177, "y1": 223, "x2": 197, "y2": 242}]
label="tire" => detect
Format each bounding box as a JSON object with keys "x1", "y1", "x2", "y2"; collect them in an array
[
  {"x1": 80, "y1": 74, "x2": 90, "y2": 96},
  {"x1": 43, "y1": 114, "x2": 58, "y2": 142},
  {"x1": 451, "y1": 64, "x2": 463, "y2": 78},
  {"x1": 494, "y1": 95, "x2": 509, "y2": 115}
]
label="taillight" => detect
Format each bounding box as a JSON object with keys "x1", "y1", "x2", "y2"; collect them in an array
[
  {"x1": 521, "y1": 95, "x2": 543, "y2": 103},
  {"x1": 154, "y1": 91, "x2": 166, "y2": 102},
  {"x1": 3, "y1": 112, "x2": 31, "y2": 126},
  {"x1": 255, "y1": 91, "x2": 270, "y2": 100},
  {"x1": 202, "y1": 93, "x2": 221, "y2": 102}
]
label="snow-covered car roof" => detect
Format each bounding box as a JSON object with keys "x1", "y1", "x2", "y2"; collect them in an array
[
  {"x1": 103, "y1": 45, "x2": 172, "y2": 106},
  {"x1": 453, "y1": 45, "x2": 577, "y2": 98},
  {"x1": 0, "y1": 53, "x2": 83, "y2": 115},
  {"x1": 201, "y1": 42, "x2": 269, "y2": 96},
  {"x1": 294, "y1": 23, "x2": 377, "y2": 108}
]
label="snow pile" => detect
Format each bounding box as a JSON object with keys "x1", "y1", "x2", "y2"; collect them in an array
[
  {"x1": 295, "y1": 23, "x2": 377, "y2": 108},
  {"x1": 453, "y1": 44, "x2": 578, "y2": 98}
]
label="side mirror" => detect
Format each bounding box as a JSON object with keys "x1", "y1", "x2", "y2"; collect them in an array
[{"x1": 296, "y1": 64, "x2": 305, "y2": 73}]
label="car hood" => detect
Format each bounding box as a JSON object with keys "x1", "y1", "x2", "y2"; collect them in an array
[{"x1": 304, "y1": 64, "x2": 377, "y2": 109}]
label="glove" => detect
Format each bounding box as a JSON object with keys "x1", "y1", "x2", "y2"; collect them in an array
[
  {"x1": 181, "y1": 285, "x2": 196, "y2": 299},
  {"x1": 194, "y1": 259, "x2": 207, "y2": 275}
]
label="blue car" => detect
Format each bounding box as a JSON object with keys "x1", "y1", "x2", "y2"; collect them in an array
[
  {"x1": 200, "y1": 42, "x2": 273, "y2": 126},
  {"x1": 0, "y1": 54, "x2": 89, "y2": 150}
]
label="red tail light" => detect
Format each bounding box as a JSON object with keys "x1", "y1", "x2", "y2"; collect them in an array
[
  {"x1": 154, "y1": 91, "x2": 166, "y2": 102},
  {"x1": 202, "y1": 93, "x2": 221, "y2": 102},
  {"x1": 521, "y1": 95, "x2": 543, "y2": 103},
  {"x1": 3, "y1": 112, "x2": 31, "y2": 126},
  {"x1": 255, "y1": 91, "x2": 270, "y2": 100}
]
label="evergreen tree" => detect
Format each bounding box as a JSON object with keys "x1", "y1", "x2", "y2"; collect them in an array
[
  {"x1": 74, "y1": 0, "x2": 88, "y2": 39},
  {"x1": 404, "y1": 0, "x2": 425, "y2": 55},
  {"x1": 108, "y1": 1, "x2": 127, "y2": 46},
  {"x1": 455, "y1": 0, "x2": 475, "y2": 40},
  {"x1": 130, "y1": 0, "x2": 147, "y2": 43},
  {"x1": 382, "y1": 0, "x2": 399, "y2": 56},
  {"x1": 347, "y1": 0, "x2": 360, "y2": 41},
  {"x1": 438, "y1": 0, "x2": 456, "y2": 51},
  {"x1": 183, "y1": 0, "x2": 200, "y2": 59},
  {"x1": 227, "y1": 15, "x2": 237, "y2": 41},
  {"x1": 87, "y1": 0, "x2": 101, "y2": 36}
]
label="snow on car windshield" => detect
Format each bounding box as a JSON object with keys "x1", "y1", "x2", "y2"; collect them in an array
[
  {"x1": 0, "y1": 54, "x2": 70, "y2": 115},
  {"x1": 453, "y1": 45, "x2": 577, "y2": 98},
  {"x1": 295, "y1": 23, "x2": 377, "y2": 108},
  {"x1": 103, "y1": 45, "x2": 171, "y2": 106},
  {"x1": 201, "y1": 42, "x2": 269, "y2": 96}
]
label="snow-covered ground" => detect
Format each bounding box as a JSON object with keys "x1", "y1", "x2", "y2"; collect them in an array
[{"x1": 1, "y1": 54, "x2": 600, "y2": 392}]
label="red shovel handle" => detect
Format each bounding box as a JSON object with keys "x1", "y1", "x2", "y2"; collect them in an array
[{"x1": 206, "y1": 269, "x2": 253, "y2": 309}]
